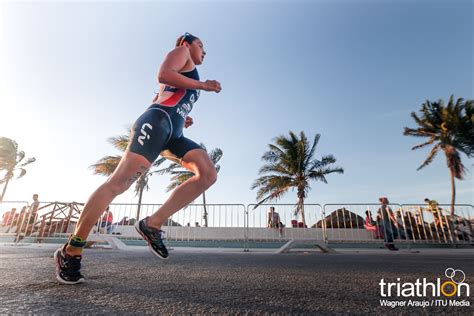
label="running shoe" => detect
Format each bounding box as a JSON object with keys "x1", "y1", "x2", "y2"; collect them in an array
[
  {"x1": 135, "y1": 217, "x2": 169, "y2": 259},
  {"x1": 54, "y1": 244, "x2": 85, "y2": 284}
]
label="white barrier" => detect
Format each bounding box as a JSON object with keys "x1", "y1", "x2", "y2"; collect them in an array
[{"x1": 1, "y1": 201, "x2": 472, "y2": 250}]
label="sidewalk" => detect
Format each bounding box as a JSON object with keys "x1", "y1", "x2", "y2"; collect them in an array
[{"x1": 2, "y1": 242, "x2": 473, "y2": 255}]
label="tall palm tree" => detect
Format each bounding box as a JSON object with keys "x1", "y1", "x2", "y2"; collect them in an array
[
  {"x1": 251, "y1": 131, "x2": 343, "y2": 227},
  {"x1": 90, "y1": 132, "x2": 170, "y2": 219},
  {"x1": 0, "y1": 137, "x2": 36, "y2": 202},
  {"x1": 404, "y1": 95, "x2": 473, "y2": 215},
  {"x1": 165, "y1": 144, "x2": 223, "y2": 227}
]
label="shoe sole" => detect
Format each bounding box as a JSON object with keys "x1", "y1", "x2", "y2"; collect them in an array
[
  {"x1": 135, "y1": 222, "x2": 169, "y2": 260},
  {"x1": 54, "y1": 248, "x2": 85, "y2": 285}
]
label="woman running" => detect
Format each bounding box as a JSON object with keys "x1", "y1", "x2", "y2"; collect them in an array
[{"x1": 55, "y1": 32, "x2": 222, "y2": 284}]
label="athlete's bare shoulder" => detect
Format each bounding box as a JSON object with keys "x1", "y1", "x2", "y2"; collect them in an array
[{"x1": 167, "y1": 45, "x2": 191, "y2": 59}]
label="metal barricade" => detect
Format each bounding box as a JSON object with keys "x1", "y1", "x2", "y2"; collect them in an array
[
  {"x1": 322, "y1": 203, "x2": 474, "y2": 246},
  {"x1": 93, "y1": 203, "x2": 144, "y2": 238},
  {"x1": 3, "y1": 199, "x2": 471, "y2": 248},
  {"x1": 101, "y1": 203, "x2": 247, "y2": 242},
  {"x1": 246, "y1": 204, "x2": 324, "y2": 248},
  {"x1": 322, "y1": 203, "x2": 407, "y2": 244},
  {"x1": 400, "y1": 204, "x2": 474, "y2": 245}
]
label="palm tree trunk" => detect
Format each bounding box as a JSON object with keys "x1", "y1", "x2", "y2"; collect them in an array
[
  {"x1": 202, "y1": 191, "x2": 208, "y2": 227},
  {"x1": 450, "y1": 169, "x2": 456, "y2": 216},
  {"x1": 297, "y1": 184, "x2": 306, "y2": 227},
  {"x1": 300, "y1": 198, "x2": 306, "y2": 227},
  {"x1": 0, "y1": 176, "x2": 11, "y2": 203},
  {"x1": 136, "y1": 183, "x2": 144, "y2": 220}
]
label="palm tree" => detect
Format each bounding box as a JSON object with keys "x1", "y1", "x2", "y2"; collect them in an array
[
  {"x1": 251, "y1": 131, "x2": 344, "y2": 227},
  {"x1": 403, "y1": 95, "x2": 473, "y2": 215},
  {"x1": 90, "y1": 132, "x2": 170, "y2": 219},
  {"x1": 0, "y1": 137, "x2": 36, "y2": 202},
  {"x1": 165, "y1": 144, "x2": 223, "y2": 227}
]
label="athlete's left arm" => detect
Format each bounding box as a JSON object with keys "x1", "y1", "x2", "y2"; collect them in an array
[{"x1": 158, "y1": 47, "x2": 204, "y2": 90}]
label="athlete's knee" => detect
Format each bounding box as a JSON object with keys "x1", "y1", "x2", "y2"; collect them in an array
[
  {"x1": 199, "y1": 167, "x2": 217, "y2": 188},
  {"x1": 105, "y1": 180, "x2": 132, "y2": 196}
]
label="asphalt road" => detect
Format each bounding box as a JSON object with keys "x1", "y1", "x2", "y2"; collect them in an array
[{"x1": 0, "y1": 244, "x2": 473, "y2": 314}]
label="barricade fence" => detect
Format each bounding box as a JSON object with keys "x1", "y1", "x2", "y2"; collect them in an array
[
  {"x1": 96, "y1": 203, "x2": 246, "y2": 242},
  {"x1": 400, "y1": 204, "x2": 473, "y2": 245},
  {"x1": 322, "y1": 203, "x2": 397, "y2": 243},
  {"x1": 0, "y1": 201, "x2": 472, "y2": 247},
  {"x1": 322, "y1": 203, "x2": 474, "y2": 245}
]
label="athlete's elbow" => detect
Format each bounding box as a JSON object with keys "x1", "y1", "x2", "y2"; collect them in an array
[
  {"x1": 158, "y1": 69, "x2": 173, "y2": 84},
  {"x1": 157, "y1": 73, "x2": 168, "y2": 84}
]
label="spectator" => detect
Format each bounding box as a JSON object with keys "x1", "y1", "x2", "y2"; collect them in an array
[
  {"x1": 365, "y1": 210, "x2": 376, "y2": 226},
  {"x1": 8, "y1": 195, "x2": 38, "y2": 239},
  {"x1": 110, "y1": 216, "x2": 131, "y2": 234},
  {"x1": 405, "y1": 210, "x2": 416, "y2": 226},
  {"x1": 195, "y1": 222, "x2": 201, "y2": 227},
  {"x1": 365, "y1": 210, "x2": 382, "y2": 239},
  {"x1": 28, "y1": 194, "x2": 40, "y2": 226},
  {"x1": 18, "y1": 194, "x2": 41, "y2": 237},
  {"x1": 424, "y1": 198, "x2": 442, "y2": 227},
  {"x1": 11, "y1": 208, "x2": 21, "y2": 226},
  {"x1": 454, "y1": 217, "x2": 472, "y2": 242},
  {"x1": 267, "y1": 206, "x2": 284, "y2": 237},
  {"x1": 377, "y1": 197, "x2": 399, "y2": 251},
  {"x1": 117, "y1": 216, "x2": 129, "y2": 225},
  {"x1": 99, "y1": 206, "x2": 113, "y2": 234},
  {"x1": 2, "y1": 208, "x2": 16, "y2": 226},
  {"x1": 18, "y1": 206, "x2": 29, "y2": 231},
  {"x1": 394, "y1": 210, "x2": 407, "y2": 240},
  {"x1": 12, "y1": 207, "x2": 29, "y2": 242},
  {"x1": 414, "y1": 211, "x2": 423, "y2": 226}
]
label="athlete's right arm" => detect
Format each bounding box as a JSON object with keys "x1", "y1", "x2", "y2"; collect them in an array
[{"x1": 158, "y1": 47, "x2": 221, "y2": 93}]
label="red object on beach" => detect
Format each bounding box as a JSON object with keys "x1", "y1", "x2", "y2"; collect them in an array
[
  {"x1": 291, "y1": 220, "x2": 298, "y2": 228},
  {"x1": 297, "y1": 222, "x2": 304, "y2": 228}
]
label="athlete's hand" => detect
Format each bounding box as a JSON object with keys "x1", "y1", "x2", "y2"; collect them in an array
[
  {"x1": 202, "y1": 80, "x2": 221, "y2": 93},
  {"x1": 184, "y1": 116, "x2": 194, "y2": 128}
]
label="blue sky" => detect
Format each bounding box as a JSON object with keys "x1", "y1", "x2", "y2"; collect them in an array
[{"x1": 0, "y1": 0, "x2": 472, "y2": 207}]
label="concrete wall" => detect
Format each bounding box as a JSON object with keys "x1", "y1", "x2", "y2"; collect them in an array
[{"x1": 110, "y1": 226, "x2": 376, "y2": 241}]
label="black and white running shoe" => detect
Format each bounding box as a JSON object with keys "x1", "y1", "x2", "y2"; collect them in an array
[
  {"x1": 54, "y1": 245, "x2": 85, "y2": 284},
  {"x1": 135, "y1": 217, "x2": 169, "y2": 259}
]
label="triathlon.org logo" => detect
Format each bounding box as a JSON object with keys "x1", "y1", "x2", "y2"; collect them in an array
[{"x1": 379, "y1": 268, "x2": 470, "y2": 308}]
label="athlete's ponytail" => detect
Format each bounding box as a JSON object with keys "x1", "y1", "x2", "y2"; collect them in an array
[{"x1": 176, "y1": 32, "x2": 198, "y2": 47}]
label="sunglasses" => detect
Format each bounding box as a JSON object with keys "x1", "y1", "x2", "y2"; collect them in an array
[{"x1": 179, "y1": 32, "x2": 192, "y2": 46}]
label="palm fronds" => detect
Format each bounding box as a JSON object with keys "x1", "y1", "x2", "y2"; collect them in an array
[{"x1": 251, "y1": 131, "x2": 343, "y2": 225}]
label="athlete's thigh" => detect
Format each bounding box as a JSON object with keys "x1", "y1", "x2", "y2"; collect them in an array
[
  {"x1": 181, "y1": 148, "x2": 215, "y2": 175},
  {"x1": 129, "y1": 107, "x2": 172, "y2": 164},
  {"x1": 163, "y1": 137, "x2": 212, "y2": 174},
  {"x1": 110, "y1": 107, "x2": 172, "y2": 186},
  {"x1": 107, "y1": 150, "x2": 151, "y2": 187}
]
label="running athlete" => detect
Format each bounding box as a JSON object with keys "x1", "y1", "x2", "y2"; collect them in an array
[{"x1": 55, "y1": 33, "x2": 221, "y2": 284}]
